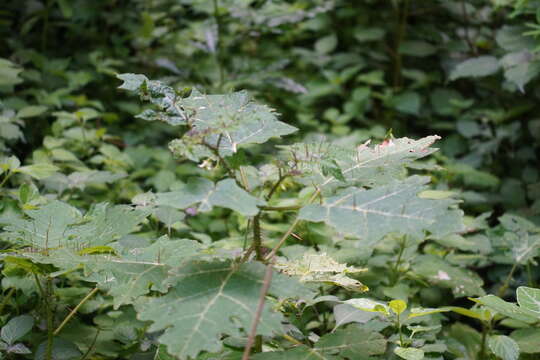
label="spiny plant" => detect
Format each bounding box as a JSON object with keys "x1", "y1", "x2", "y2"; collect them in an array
[{"x1": 2, "y1": 73, "x2": 467, "y2": 359}]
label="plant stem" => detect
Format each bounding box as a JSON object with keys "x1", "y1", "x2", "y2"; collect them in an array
[
  {"x1": 242, "y1": 264, "x2": 273, "y2": 360},
  {"x1": 253, "y1": 214, "x2": 262, "y2": 261},
  {"x1": 264, "y1": 189, "x2": 320, "y2": 261},
  {"x1": 0, "y1": 288, "x2": 15, "y2": 314},
  {"x1": 34, "y1": 274, "x2": 53, "y2": 360},
  {"x1": 265, "y1": 172, "x2": 288, "y2": 201},
  {"x1": 258, "y1": 205, "x2": 301, "y2": 212},
  {"x1": 0, "y1": 171, "x2": 13, "y2": 188},
  {"x1": 479, "y1": 320, "x2": 491, "y2": 359},
  {"x1": 391, "y1": 238, "x2": 406, "y2": 285},
  {"x1": 498, "y1": 262, "x2": 518, "y2": 298},
  {"x1": 80, "y1": 328, "x2": 100, "y2": 360},
  {"x1": 397, "y1": 313, "x2": 403, "y2": 347},
  {"x1": 54, "y1": 287, "x2": 99, "y2": 335}
]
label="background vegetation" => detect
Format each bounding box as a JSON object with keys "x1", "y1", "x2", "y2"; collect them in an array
[{"x1": 1, "y1": 0, "x2": 540, "y2": 359}]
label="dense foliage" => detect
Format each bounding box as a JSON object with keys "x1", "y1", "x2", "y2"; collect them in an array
[{"x1": 2, "y1": 0, "x2": 540, "y2": 359}]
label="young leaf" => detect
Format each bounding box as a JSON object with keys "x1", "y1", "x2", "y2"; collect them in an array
[
  {"x1": 488, "y1": 335, "x2": 520, "y2": 360},
  {"x1": 389, "y1": 300, "x2": 407, "y2": 315}
]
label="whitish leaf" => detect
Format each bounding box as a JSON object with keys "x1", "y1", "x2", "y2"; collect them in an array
[
  {"x1": 394, "y1": 346, "x2": 424, "y2": 360},
  {"x1": 7, "y1": 343, "x2": 31, "y2": 354},
  {"x1": 136, "y1": 261, "x2": 313, "y2": 359},
  {"x1": 488, "y1": 335, "x2": 519, "y2": 360},
  {"x1": 413, "y1": 255, "x2": 484, "y2": 297},
  {"x1": 155, "y1": 178, "x2": 265, "y2": 216},
  {"x1": 117, "y1": 73, "x2": 149, "y2": 91},
  {"x1": 449, "y1": 56, "x2": 500, "y2": 81},
  {"x1": 473, "y1": 295, "x2": 535, "y2": 323},
  {"x1": 275, "y1": 253, "x2": 368, "y2": 291},
  {"x1": 1, "y1": 315, "x2": 33, "y2": 345},
  {"x1": 282, "y1": 136, "x2": 441, "y2": 189},
  {"x1": 299, "y1": 176, "x2": 459, "y2": 245},
  {"x1": 516, "y1": 286, "x2": 540, "y2": 318}
]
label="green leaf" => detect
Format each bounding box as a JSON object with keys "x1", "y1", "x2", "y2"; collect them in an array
[
  {"x1": 314, "y1": 326, "x2": 386, "y2": 358},
  {"x1": 155, "y1": 178, "x2": 265, "y2": 216},
  {"x1": 0, "y1": 58, "x2": 23, "y2": 87},
  {"x1": 449, "y1": 56, "x2": 501, "y2": 81},
  {"x1": 390, "y1": 92, "x2": 421, "y2": 115},
  {"x1": 16, "y1": 163, "x2": 59, "y2": 180},
  {"x1": 1, "y1": 315, "x2": 33, "y2": 345},
  {"x1": 299, "y1": 176, "x2": 461, "y2": 245},
  {"x1": 116, "y1": 73, "x2": 149, "y2": 91},
  {"x1": 394, "y1": 346, "x2": 424, "y2": 360},
  {"x1": 17, "y1": 105, "x2": 47, "y2": 118},
  {"x1": 516, "y1": 286, "x2": 540, "y2": 318},
  {"x1": 136, "y1": 261, "x2": 313, "y2": 359},
  {"x1": 488, "y1": 335, "x2": 520, "y2": 360},
  {"x1": 344, "y1": 298, "x2": 389, "y2": 315},
  {"x1": 282, "y1": 136, "x2": 442, "y2": 189},
  {"x1": 315, "y1": 34, "x2": 338, "y2": 54},
  {"x1": 399, "y1": 41, "x2": 436, "y2": 57},
  {"x1": 389, "y1": 300, "x2": 407, "y2": 315},
  {"x1": 511, "y1": 328, "x2": 540, "y2": 353},
  {"x1": 35, "y1": 338, "x2": 81, "y2": 360},
  {"x1": 473, "y1": 295, "x2": 535, "y2": 323},
  {"x1": 413, "y1": 255, "x2": 485, "y2": 297}
]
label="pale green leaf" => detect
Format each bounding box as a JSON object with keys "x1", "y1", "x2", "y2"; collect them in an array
[
  {"x1": 1, "y1": 315, "x2": 33, "y2": 345},
  {"x1": 516, "y1": 286, "x2": 540, "y2": 318},
  {"x1": 394, "y1": 346, "x2": 424, "y2": 360},
  {"x1": 344, "y1": 298, "x2": 389, "y2": 315},
  {"x1": 449, "y1": 56, "x2": 500, "y2": 81},
  {"x1": 299, "y1": 176, "x2": 459, "y2": 245},
  {"x1": 17, "y1": 105, "x2": 47, "y2": 118},
  {"x1": 488, "y1": 335, "x2": 519, "y2": 360},
  {"x1": 473, "y1": 295, "x2": 535, "y2": 323},
  {"x1": 16, "y1": 163, "x2": 59, "y2": 180},
  {"x1": 413, "y1": 255, "x2": 485, "y2": 297},
  {"x1": 315, "y1": 34, "x2": 338, "y2": 54},
  {"x1": 511, "y1": 328, "x2": 540, "y2": 354}
]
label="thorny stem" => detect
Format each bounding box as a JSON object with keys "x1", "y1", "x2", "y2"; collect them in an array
[
  {"x1": 253, "y1": 214, "x2": 263, "y2": 261},
  {"x1": 242, "y1": 264, "x2": 273, "y2": 360},
  {"x1": 54, "y1": 287, "x2": 99, "y2": 335}
]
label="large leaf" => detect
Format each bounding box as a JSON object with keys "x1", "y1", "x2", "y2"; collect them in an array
[
  {"x1": 299, "y1": 176, "x2": 461, "y2": 245},
  {"x1": 253, "y1": 326, "x2": 386, "y2": 360},
  {"x1": 413, "y1": 255, "x2": 485, "y2": 297},
  {"x1": 449, "y1": 56, "x2": 500, "y2": 81},
  {"x1": 281, "y1": 136, "x2": 441, "y2": 189},
  {"x1": 1, "y1": 315, "x2": 33, "y2": 345},
  {"x1": 511, "y1": 328, "x2": 540, "y2": 354},
  {"x1": 154, "y1": 178, "x2": 266, "y2": 216},
  {"x1": 516, "y1": 286, "x2": 540, "y2": 318},
  {"x1": 473, "y1": 295, "x2": 535, "y2": 323},
  {"x1": 488, "y1": 335, "x2": 519, "y2": 360},
  {"x1": 117, "y1": 74, "x2": 297, "y2": 157},
  {"x1": 135, "y1": 261, "x2": 313, "y2": 359}
]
